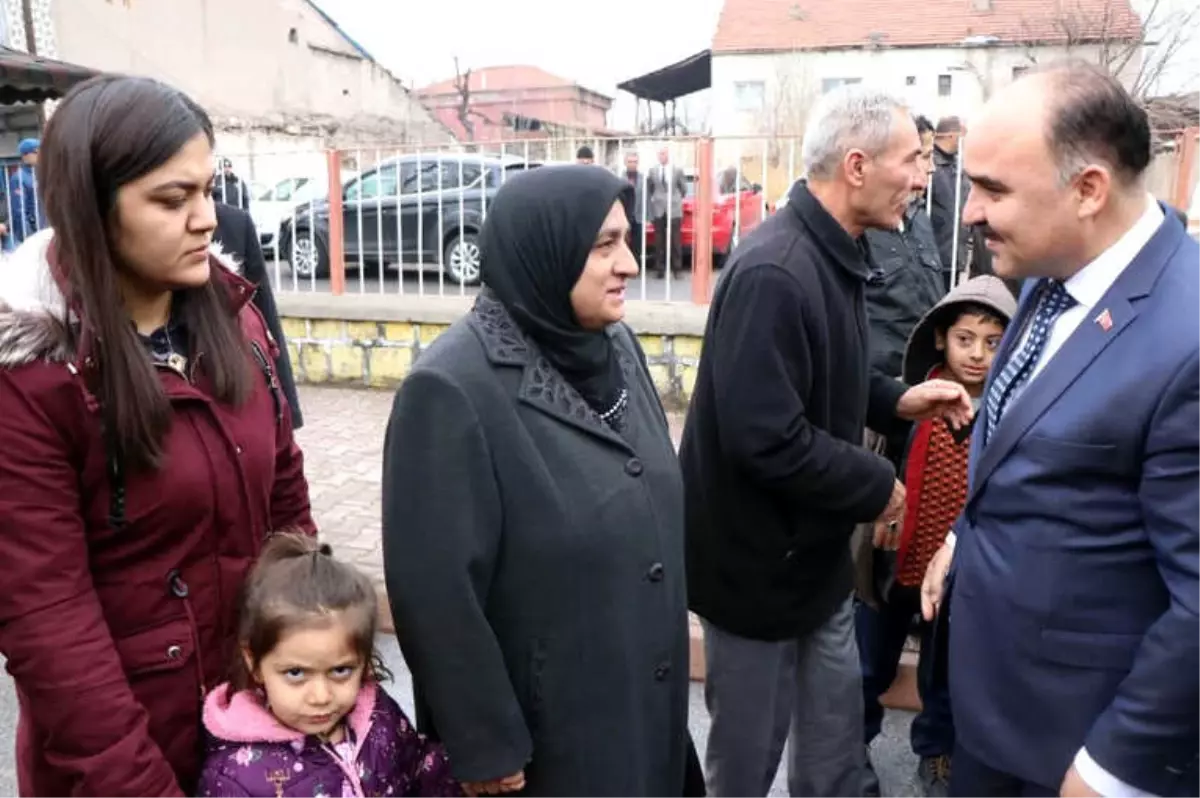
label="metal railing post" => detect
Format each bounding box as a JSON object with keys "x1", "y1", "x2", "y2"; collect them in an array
[
  {"x1": 1172, "y1": 127, "x2": 1198, "y2": 213},
  {"x1": 325, "y1": 149, "x2": 346, "y2": 296},
  {"x1": 692, "y1": 137, "x2": 715, "y2": 304}
]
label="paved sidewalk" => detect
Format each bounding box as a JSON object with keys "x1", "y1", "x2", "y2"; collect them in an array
[
  {"x1": 297, "y1": 385, "x2": 687, "y2": 589},
  {"x1": 295, "y1": 386, "x2": 393, "y2": 585}
]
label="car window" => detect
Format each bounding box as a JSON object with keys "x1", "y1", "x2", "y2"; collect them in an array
[
  {"x1": 347, "y1": 165, "x2": 398, "y2": 200},
  {"x1": 417, "y1": 162, "x2": 446, "y2": 193},
  {"x1": 485, "y1": 162, "x2": 539, "y2": 187}
]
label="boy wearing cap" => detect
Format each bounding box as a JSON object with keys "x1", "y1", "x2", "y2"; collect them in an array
[{"x1": 859, "y1": 275, "x2": 1017, "y2": 795}]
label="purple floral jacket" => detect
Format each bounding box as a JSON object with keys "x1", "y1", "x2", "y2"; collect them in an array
[{"x1": 197, "y1": 681, "x2": 461, "y2": 797}]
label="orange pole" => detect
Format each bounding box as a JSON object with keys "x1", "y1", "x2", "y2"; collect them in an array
[
  {"x1": 325, "y1": 149, "x2": 346, "y2": 296},
  {"x1": 692, "y1": 137, "x2": 715, "y2": 304},
  {"x1": 1171, "y1": 127, "x2": 1198, "y2": 213}
]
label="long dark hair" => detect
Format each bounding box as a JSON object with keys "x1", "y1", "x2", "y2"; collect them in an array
[
  {"x1": 39, "y1": 75, "x2": 252, "y2": 471},
  {"x1": 231, "y1": 532, "x2": 390, "y2": 692}
]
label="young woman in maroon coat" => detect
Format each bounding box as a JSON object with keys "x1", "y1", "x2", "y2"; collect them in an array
[{"x1": 0, "y1": 76, "x2": 314, "y2": 796}]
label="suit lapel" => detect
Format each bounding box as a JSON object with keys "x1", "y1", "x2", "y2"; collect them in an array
[
  {"x1": 967, "y1": 214, "x2": 1180, "y2": 502},
  {"x1": 969, "y1": 294, "x2": 1136, "y2": 496}
]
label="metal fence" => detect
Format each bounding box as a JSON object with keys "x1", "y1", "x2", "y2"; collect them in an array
[
  {"x1": 223, "y1": 135, "x2": 816, "y2": 304},
  {"x1": 230, "y1": 128, "x2": 1197, "y2": 305}
]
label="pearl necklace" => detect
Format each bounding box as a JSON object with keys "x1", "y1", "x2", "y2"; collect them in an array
[{"x1": 598, "y1": 388, "x2": 629, "y2": 424}]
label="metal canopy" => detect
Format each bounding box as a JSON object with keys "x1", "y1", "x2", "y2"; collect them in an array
[
  {"x1": 617, "y1": 50, "x2": 711, "y2": 103},
  {"x1": 0, "y1": 46, "x2": 98, "y2": 104}
]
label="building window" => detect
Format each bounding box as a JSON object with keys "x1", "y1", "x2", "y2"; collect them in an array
[
  {"x1": 1012, "y1": 64, "x2": 1030, "y2": 80},
  {"x1": 733, "y1": 81, "x2": 765, "y2": 112},
  {"x1": 287, "y1": 27, "x2": 299, "y2": 44},
  {"x1": 938, "y1": 74, "x2": 953, "y2": 96},
  {"x1": 906, "y1": 75, "x2": 917, "y2": 86},
  {"x1": 821, "y1": 77, "x2": 862, "y2": 94}
]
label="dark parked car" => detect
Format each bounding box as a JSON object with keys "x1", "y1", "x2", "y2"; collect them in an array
[{"x1": 279, "y1": 153, "x2": 540, "y2": 285}]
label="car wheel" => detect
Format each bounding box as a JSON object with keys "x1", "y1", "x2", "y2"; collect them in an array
[
  {"x1": 288, "y1": 231, "x2": 330, "y2": 279},
  {"x1": 444, "y1": 231, "x2": 482, "y2": 286}
]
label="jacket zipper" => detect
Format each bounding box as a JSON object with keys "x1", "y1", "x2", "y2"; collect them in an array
[{"x1": 249, "y1": 340, "x2": 283, "y2": 426}]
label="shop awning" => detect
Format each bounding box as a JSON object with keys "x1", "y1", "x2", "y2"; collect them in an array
[
  {"x1": 617, "y1": 50, "x2": 711, "y2": 103},
  {"x1": 0, "y1": 46, "x2": 98, "y2": 104}
]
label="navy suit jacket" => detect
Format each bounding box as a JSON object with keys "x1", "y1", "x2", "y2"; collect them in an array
[{"x1": 947, "y1": 209, "x2": 1199, "y2": 795}]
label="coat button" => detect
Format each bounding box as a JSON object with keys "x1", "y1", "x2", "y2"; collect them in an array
[
  {"x1": 166, "y1": 645, "x2": 182, "y2": 660},
  {"x1": 647, "y1": 562, "x2": 665, "y2": 582},
  {"x1": 624, "y1": 458, "x2": 644, "y2": 477},
  {"x1": 654, "y1": 662, "x2": 671, "y2": 681}
]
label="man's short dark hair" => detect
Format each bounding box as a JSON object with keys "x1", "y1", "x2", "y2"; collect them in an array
[
  {"x1": 576, "y1": 145, "x2": 594, "y2": 160},
  {"x1": 1033, "y1": 60, "x2": 1151, "y2": 184},
  {"x1": 935, "y1": 116, "x2": 962, "y2": 135},
  {"x1": 914, "y1": 115, "x2": 935, "y2": 136}
]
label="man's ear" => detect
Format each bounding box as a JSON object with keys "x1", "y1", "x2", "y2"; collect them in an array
[
  {"x1": 845, "y1": 150, "x2": 868, "y2": 188},
  {"x1": 1074, "y1": 164, "x2": 1112, "y2": 222}
]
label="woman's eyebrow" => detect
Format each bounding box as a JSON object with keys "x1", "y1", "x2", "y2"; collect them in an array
[
  {"x1": 149, "y1": 179, "x2": 204, "y2": 193},
  {"x1": 595, "y1": 225, "x2": 627, "y2": 242}
]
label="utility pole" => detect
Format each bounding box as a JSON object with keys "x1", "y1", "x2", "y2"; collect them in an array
[
  {"x1": 20, "y1": 0, "x2": 36, "y2": 55},
  {"x1": 20, "y1": 0, "x2": 47, "y2": 127}
]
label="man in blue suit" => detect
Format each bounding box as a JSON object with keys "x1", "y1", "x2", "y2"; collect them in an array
[{"x1": 920, "y1": 61, "x2": 1198, "y2": 797}]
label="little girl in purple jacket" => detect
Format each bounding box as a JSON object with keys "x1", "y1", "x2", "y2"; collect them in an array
[{"x1": 197, "y1": 533, "x2": 461, "y2": 798}]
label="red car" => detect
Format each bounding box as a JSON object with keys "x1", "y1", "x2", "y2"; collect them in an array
[{"x1": 644, "y1": 171, "x2": 766, "y2": 268}]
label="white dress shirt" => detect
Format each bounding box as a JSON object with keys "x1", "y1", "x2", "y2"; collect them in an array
[{"x1": 1013, "y1": 194, "x2": 1165, "y2": 798}]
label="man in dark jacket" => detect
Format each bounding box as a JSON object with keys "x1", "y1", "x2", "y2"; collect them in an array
[
  {"x1": 865, "y1": 115, "x2": 946, "y2": 381},
  {"x1": 213, "y1": 202, "x2": 303, "y2": 428},
  {"x1": 213, "y1": 158, "x2": 251, "y2": 210},
  {"x1": 929, "y1": 117, "x2": 968, "y2": 288},
  {"x1": 680, "y1": 86, "x2": 973, "y2": 797}
]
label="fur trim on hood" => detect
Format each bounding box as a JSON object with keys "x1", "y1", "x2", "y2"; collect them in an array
[
  {"x1": 901, "y1": 274, "x2": 1019, "y2": 386},
  {"x1": 0, "y1": 229, "x2": 242, "y2": 369}
]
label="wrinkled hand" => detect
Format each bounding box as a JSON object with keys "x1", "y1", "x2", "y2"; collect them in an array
[
  {"x1": 463, "y1": 771, "x2": 525, "y2": 796},
  {"x1": 872, "y1": 480, "x2": 906, "y2": 549},
  {"x1": 897, "y1": 379, "x2": 974, "y2": 429},
  {"x1": 920, "y1": 543, "x2": 954, "y2": 621},
  {"x1": 1060, "y1": 764, "x2": 1101, "y2": 797}
]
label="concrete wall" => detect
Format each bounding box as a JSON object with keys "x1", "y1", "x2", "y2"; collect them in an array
[
  {"x1": 276, "y1": 294, "x2": 707, "y2": 409},
  {"x1": 49, "y1": 0, "x2": 449, "y2": 146}
]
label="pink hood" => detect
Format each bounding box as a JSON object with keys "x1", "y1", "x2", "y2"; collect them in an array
[{"x1": 202, "y1": 680, "x2": 378, "y2": 745}]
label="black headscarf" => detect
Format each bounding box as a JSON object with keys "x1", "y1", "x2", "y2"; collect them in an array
[{"x1": 481, "y1": 164, "x2": 635, "y2": 418}]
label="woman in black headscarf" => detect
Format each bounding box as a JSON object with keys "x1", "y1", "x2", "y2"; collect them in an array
[{"x1": 381, "y1": 165, "x2": 692, "y2": 797}]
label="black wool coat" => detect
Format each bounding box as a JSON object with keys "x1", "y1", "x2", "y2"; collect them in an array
[{"x1": 382, "y1": 294, "x2": 690, "y2": 796}]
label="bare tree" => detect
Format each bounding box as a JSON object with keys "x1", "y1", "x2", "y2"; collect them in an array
[
  {"x1": 1019, "y1": 0, "x2": 1200, "y2": 101},
  {"x1": 452, "y1": 56, "x2": 488, "y2": 142},
  {"x1": 758, "y1": 54, "x2": 816, "y2": 167}
]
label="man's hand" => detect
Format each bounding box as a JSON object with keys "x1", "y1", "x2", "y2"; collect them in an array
[
  {"x1": 463, "y1": 771, "x2": 525, "y2": 796},
  {"x1": 1060, "y1": 764, "x2": 1102, "y2": 797},
  {"x1": 462, "y1": 771, "x2": 526, "y2": 796},
  {"x1": 0, "y1": 223, "x2": 7, "y2": 236},
  {"x1": 920, "y1": 543, "x2": 954, "y2": 620},
  {"x1": 872, "y1": 480, "x2": 906, "y2": 549},
  {"x1": 897, "y1": 379, "x2": 974, "y2": 429}
]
